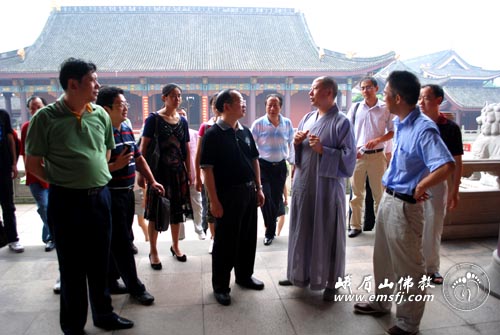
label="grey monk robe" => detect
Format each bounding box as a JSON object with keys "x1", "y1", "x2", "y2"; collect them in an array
[{"x1": 287, "y1": 105, "x2": 356, "y2": 290}]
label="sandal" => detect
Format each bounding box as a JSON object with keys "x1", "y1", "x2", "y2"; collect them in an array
[{"x1": 430, "y1": 272, "x2": 443, "y2": 285}]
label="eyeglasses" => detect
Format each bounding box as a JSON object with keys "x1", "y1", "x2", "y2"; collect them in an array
[
  {"x1": 360, "y1": 85, "x2": 374, "y2": 91},
  {"x1": 113, "y1": 102, "x2": 130, "y2": 109}
]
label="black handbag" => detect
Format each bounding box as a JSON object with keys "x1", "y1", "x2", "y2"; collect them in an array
[{"x1": 155, "y1": 195, "x2": 170, "y2": 232}]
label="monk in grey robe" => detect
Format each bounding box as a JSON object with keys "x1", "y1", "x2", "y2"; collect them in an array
[{"x1": 282, "y1": 76, "x2": 356, "y2": 301}]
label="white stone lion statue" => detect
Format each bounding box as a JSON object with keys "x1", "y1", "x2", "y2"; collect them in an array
[{"x1": 471, "y1": 103, "x2": 500, "y2": 187}]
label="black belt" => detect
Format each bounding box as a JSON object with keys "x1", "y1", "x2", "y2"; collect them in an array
[
  {"x1": 386, "y1": 188, "x2": 416, "y2": 204},
  {"x1": 51, "y1": 184, "x2": 105, "y2": 196},
  {"x1": 109, "y1": 186, "x2": 134, "y2": 192},
  {"x1": 230, "y1": 181, "x2": 256, "y2": 190},
  {"x1": 364, "y1": 148, "x2": 384, "y2": 154},
  {"x1": 259, "y1": 158, "x2": 286, "y2": 166}
]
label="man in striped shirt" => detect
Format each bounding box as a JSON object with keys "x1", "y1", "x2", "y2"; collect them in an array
[
  {"x1": 97, "y1": 86, "x2": 164, "y2": 306},
  {"x1": 251, "y1": 94, "x2": 294, "y2": 246}
]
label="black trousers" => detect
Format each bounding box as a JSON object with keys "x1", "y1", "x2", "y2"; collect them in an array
[
  {"x1": 259, "y1": 159, "x2": 287, "y2": 239},
  {"x1": 48, "y1": 185, "x2": 114, "y2": 334},
  {"x1": 201, "y1": 184, "x2": 209, "y2": 232},
  {"x1": 0, "y1": 171, "x2": 18, "y2": 243},
  {"x1": 348, "y1": 177, "x2": 375, "y2": 231},
  {"x1": 212, "y1": 183, "x2": 257, "y2": 293},
  {"x1": 108, "y1": 189, "x2": 145, "y2": 295}
]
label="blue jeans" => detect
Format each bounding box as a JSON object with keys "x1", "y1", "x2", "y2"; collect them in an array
[{"x1": 29, "y1": 183, "x2": 51, "y2": 242}]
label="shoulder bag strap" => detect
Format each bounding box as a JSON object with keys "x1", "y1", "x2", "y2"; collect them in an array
[{"x1": 352, "y1": 102, "x2": 360, "y2": 127}]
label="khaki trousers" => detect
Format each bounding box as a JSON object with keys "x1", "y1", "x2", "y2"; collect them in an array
[
  {"x1": 349, "y1": 151, "x2": 386, "y2": 230},
  {"x1": 371, "y1": 193, "x2": 426, "y2": 332}
]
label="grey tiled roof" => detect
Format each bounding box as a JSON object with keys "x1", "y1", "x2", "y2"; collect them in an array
[
  {"x1": 403, "y1": 50, "x2": 500, "y2": 80},
  {"x1": 445, "y1": 86, "x2": 500, "y2": 109},
  {"x1": 0, "y1": 6, "x2": 395, "y2": 75},
  {"x1": 372, "y1": 58, "x2": 500, "y2": 109}
]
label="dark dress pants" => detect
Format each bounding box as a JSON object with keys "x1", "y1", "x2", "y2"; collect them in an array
[
  {"x1": 109, "y1": 189, "x2": 145, "y2": 295},
  {"x1": 348, "y1": 177, "x2": 376, "y2": 231},
  {"x1": 259, "y1": 159, "x2": 287, "y2": 239},
  {"x1": 201, "y1": 184, "x2": 208, "y2": 233},
  {"x1": 212, "y1": 183, "x2": 257, "y2": 293},
  {"x1": 48, "y1": 185, "x2": 114, "y2": 334},
  {"x1": 363, "y1": 179, "x2": 376, "y2": 231},
  {"x1": 0, "y1": 171, "x2": 18, "y2": 243}
]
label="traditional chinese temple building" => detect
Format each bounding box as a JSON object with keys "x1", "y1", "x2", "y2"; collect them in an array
[
  {"x1": 375, "y1": 50, "x2": 500, "y2": 129},
  {"x1": 0, "y1": 5, "x2": 395, "y2": 130},
  {"x1": 1, "y1": 6, "x2": 498, "y2": 131}
]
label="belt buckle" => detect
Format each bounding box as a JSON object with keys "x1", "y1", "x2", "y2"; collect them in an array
[{"x1": 87, "y1": 187, "x2": 102, "y2": 196}]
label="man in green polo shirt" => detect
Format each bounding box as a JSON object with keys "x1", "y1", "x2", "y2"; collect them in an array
[{"x1": 25, "y1": 58, "x2": 134, "y2": 334}]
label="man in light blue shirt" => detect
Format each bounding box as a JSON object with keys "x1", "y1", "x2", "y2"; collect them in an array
[
  {"x1": 354, "y1": 71, "x2": 455, "y2": 335},
  {"x1": 251, "y1": 94, "x2": 294, "y2": 245}
]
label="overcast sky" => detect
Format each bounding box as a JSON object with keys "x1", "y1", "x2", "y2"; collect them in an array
[{"x1": 2, "y1": 0, "x2": 499, "y2": 70}]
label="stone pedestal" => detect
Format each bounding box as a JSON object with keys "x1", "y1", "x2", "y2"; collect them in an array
[
  {"x1": 483, "y1": 249, "x2": 500, "y2": 299},
  {"x1": 443, "y1": 159, "x2": 500, "y2": 240}
]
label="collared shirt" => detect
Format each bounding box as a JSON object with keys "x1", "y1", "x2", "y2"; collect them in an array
[
  {"x1": 108, "y1": 122, "x2": 142, "y2": 189},
  {"x1": 26, "y1": 95, "x2": 115, "y2": 189},
  {"x1": 250, "y1": 114, "x2": 294, "y2": 163},
  {"x1": 200, "y1": 119, "x2": 259, "y2": 192},
  {"x1": 436, "y1": 113, "x2": 464, "y2": 156},
  {"x1": 382, "y1": 108, "x2": 454, "y2": 195},
  {"x1": 21, "y1": 121, "x2": 49, "y2": 188},
  {"x1": 347, "y1": 99, "x2": 393, "y2": 150}
]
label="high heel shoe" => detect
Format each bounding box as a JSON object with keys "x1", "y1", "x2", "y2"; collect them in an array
[
  {"x1": 170, "y1": 246, "x2": 187, "y2": 262},
  {"x1": 149, "y1": 253, "x2": 162, "y2": 270}
]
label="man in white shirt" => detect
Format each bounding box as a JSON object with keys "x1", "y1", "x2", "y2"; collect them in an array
[{"x1": 347, "y1": 77, "x2": 394, "y2": 237}]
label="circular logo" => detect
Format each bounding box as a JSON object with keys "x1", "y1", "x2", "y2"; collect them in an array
[{"x1": 442, "y1": 262, "x2": 490, "y2": 311}]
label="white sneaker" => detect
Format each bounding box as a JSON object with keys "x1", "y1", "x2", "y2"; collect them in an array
[
  {"x1": 197, "y1": 231, "x2": 207, "y2": 240},
  {"x1": 8, "y1": 241, "x2": 24, "y2": 253},
  {"x1": 208, "y1": 239, "x2": 214, "y2": 254},
  {"x1": 53, "y1": 277, "x2": 61, "y2": 294}
]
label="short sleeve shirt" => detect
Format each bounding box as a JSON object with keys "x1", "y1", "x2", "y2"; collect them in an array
[
  {"x1": 108, "y1": 122, "x2": 142, "y2": 188},
  {"x1": 436, "y1": 113, "x2": 464, "y2": 156},
  {"x1": 26, "y1": 97, "x2": 115, "y2": 189},
  {"x1": 200, "y1": 120, "x2": 259, "y2": 192}
]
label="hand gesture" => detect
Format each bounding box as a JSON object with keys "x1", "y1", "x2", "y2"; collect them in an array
[
  {"x1": 308, "y1": 134, "x2": 323, "y2": 154},
  {"x1": 294, "y1": 130, "x2": 309, "y2": 145}
]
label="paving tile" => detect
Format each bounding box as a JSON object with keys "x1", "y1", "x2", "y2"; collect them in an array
[
  {"x1": 1, "y1": 203, "x2": 499, "y2": 334},
  {"x1": 204, "y1": 300, "x2": 295, "y2": 335}
]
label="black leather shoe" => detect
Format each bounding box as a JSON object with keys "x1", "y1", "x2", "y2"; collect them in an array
[
  {"x1": 236, "y1": 277, "x2": 265, "y2": 290},
  {"x1": 131, "y1": 243, "x2": 138, "y2": 255},
  {"x1": 214, "y1": 292, "x2": 231, "y2": 306},
  {"x1": 132, "y1": 290, "x2": 155, "y2": 305},
  {"x1": 109, "y1": 281, "x2": 128, "y2": 295},
  {"x1": 263, "y1": 237, "x2": 273, "y2": 246},
  {"x1": 278, "y1": 279, "x2": 293, "y2": 286},
  {"x1": 323, "y1": 287, "x2": 337, "y2": 301},
  {"x1": 94, "y1": 314, "x2": 134, "y2": 330},
  {"x1": 353, "y1": 302, "x2": 388, "y2": 315},
  {"x1": 45, "y1": 240, "x2": 55, "y2": 252},
  {"x1": 348, "y1": 229, "x2": 362, "y2": 238}
]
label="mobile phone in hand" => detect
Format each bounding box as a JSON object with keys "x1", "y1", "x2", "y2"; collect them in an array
[{"x1": 124, "y1": 144, "x2": 132, "y2": 153}]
